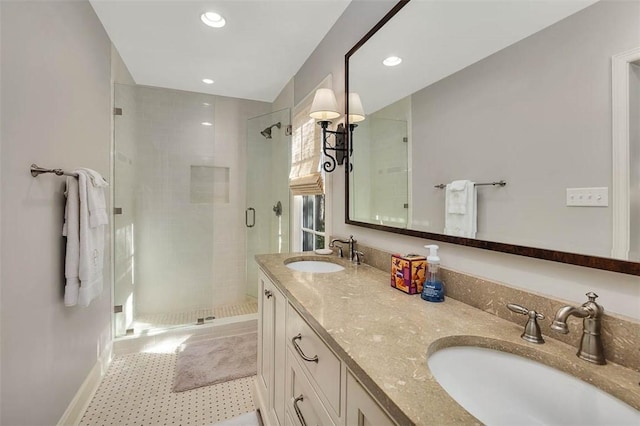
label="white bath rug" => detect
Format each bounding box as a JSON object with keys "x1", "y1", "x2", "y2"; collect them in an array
[{"x1": 173, "y1": 332, "x2": 257, "y2": 392}]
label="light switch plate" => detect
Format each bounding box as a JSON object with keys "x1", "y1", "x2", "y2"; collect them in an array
[{"x1": 566, "y1": 187, "x2": 608, "y2": 207}]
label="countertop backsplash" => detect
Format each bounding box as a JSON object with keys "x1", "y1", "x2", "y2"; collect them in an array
[{"x1": 330, "y1": 236, "x2": 640, "y2": 372}]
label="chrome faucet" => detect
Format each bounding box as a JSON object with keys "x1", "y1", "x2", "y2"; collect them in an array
[
  {"x1": 550, "y1": 292, "x2": 606, "y2": 365},
  {"x1": 329, "y1": 235, "x2": 356, "y2": 261}
]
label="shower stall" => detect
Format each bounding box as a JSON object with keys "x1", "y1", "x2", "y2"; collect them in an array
[{"x1": 112, "y1": 84, "x2": 290, "y2": 337}]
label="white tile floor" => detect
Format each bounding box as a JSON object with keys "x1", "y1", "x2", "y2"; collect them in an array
[{"x1": 80, "y1": 345, "x2": 256, "y2": 425}]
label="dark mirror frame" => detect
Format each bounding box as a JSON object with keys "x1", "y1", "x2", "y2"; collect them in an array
[{"x1": 344, "y1": 0, "x2": 640, "y2": 276}]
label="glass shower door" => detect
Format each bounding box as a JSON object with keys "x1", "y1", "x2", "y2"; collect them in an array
[
  {"x1": 113, "y1": 84, "x2": 136, "y2": 337},
  {"x1": 113, "y1": 84, "x2": 229, "y2": 337},
  {"x1": 246, "y1": 109, "x2": 291, "y2": 298},
  {"x1": 113, "y1": 85, "x2": 288, "y2": 337}
]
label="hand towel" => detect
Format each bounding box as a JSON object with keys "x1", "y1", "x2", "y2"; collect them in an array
[
  {"x1": 446, "y1": 180, "x2": 472, "y2": 214},
  {"x1": 63, "y1": 176, "x2": 81, "y2": 306},
  {"x1": 444, "y1": 181, "x2": 477, "y2": 238},
  {"x1": 62, "y1": 169, "x2": 108, "y2": 307}
]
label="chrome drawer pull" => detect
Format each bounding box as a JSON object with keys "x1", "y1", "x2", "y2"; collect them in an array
[
  {"x1": 292, "y1": 333, "x2": 319, "y2": 363},
  {"x1": 293, "y1": 395, "x2": 307, "y2": 426}
]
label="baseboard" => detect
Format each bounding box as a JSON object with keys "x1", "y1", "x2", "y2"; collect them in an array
[{"x1": 57, "y1": 341, "x2": 113, "y2": 426}]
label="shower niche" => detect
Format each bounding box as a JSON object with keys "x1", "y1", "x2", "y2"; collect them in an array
[{"x1": 190, "y1": 165, "x2": 229, "y2": 204}]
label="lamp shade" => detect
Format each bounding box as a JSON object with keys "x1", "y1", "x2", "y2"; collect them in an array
[
  {"x1": 348, "y1": 92, "x2": 365, "y2": 123},
  {"x1": 309, "y1": 88, "x2": 340, "y2": 120}
]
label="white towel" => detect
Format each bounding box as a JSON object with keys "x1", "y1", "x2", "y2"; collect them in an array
[
  {"x1": 444, "y1": 180, "x2": 477, "y2": 238},
  {"x1": 446, "y1": 180, "x2": 471, "y2": 214},
  {"x1": 63, "y1": 176, "x2": 81, "y2": 306},
  {"x1": 63, "y1": 169, "x2": 109, "y2": 307},
  {"x1": 79, "y1": 168, "x2": 109, "y2": 227}
]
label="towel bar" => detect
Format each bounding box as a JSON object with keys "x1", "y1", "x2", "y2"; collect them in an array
[
  {"x1": 434, "y1": 180, "x2": 506, "y2": 189},
  {"x1": 30, "y1": 164, "x2": 78, "y2": 178}
]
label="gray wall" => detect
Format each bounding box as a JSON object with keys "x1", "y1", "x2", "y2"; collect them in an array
[
  {"x1": 294, "y1": 0, "x2": 640, "y2": 319},
  {"x1": 410, "y1": 0, "x2": 640, "y2": 257},
  {"x1": 1, "y1": 1, "x2": 112, "y2": 424},
  {"x1": 294, "y1": 0, "x2": 397, "y2": 106}
]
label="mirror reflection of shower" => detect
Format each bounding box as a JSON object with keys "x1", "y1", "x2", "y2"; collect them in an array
[{"x1": 260, "y1": 122, "x2": 281, "y2": 139}]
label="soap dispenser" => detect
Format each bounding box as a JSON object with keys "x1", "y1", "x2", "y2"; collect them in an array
[{"x1": 420, "y1": 245, "x2": 445, "y2": 302}]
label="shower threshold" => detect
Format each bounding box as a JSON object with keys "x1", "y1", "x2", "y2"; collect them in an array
[{"x1": 122, "y1": 298, "x2": 258, "y2": 338}]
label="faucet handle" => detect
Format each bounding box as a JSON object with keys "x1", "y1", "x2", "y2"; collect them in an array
[
  {"x1": 353, "y1": 250, "x2": 364, "y2": 265},
  {"x1": 507, "y1": 303, "x2": 545, "y2": 320},
  {"x1": 507, "y1": 303, "x2": 545, "y2": 344},
  {"x1": 586, "y1": 292, "x2": 598, "y2": 301}
]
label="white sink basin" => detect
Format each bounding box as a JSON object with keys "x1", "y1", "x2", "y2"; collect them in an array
[
  {"x1": 285, "y1": 260, "x2": 344, "y2": 273},
  {"x1": 428, "y1": 346, "x2": 640, "y2": 425}
]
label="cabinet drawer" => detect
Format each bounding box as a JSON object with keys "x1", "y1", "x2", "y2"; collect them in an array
[
  {"x1": 286, "y1": 304, "x2": 341, "y2": 417},
  {"x1": 286, "y1": 348, "x2": 335, "y2": 426},
  {"x1": 346, "y1": 371, "x2": 395, "y2": 426}
]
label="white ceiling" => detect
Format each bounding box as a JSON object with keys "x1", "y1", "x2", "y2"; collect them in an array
[{"x1": 90, "y1": 0, "x2": 351, "y2": 102}]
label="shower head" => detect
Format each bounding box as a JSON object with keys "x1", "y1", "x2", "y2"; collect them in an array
[
  {"x1": 260, "y1": 128, "x2": 272, "y2": 139},
  {"x1": 260, "y1": 122, "x2": 281, "y2": 139}
]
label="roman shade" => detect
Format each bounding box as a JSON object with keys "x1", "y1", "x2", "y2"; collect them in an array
[{"x1": 289, "y1": 101, "x2": 324, "y2": 196}]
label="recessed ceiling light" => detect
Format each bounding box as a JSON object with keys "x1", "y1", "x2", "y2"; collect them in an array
[
  {"x1": 202, "y1": 78, "x2": 214, "y2": 84},
  {"x1": 201, "y1": 122, "x2": 213, "y2": 126},
  {"x1": 203, "y1": 102, "x2": 211, "y2": 106},
  {"x1": 201, "y1": 12, "x2": 226, "y2": 28},
  {"x1": 383, "y1": 56, "x2": 402, "y2": 67}
]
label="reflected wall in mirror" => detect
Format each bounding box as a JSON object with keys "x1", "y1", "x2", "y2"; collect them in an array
[{"x1": 346, "y1": 0, "x2": 640, "y2": 274}]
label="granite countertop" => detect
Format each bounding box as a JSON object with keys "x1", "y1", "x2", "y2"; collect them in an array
[{"x1": 255, "y1": 252, "x2": 640, "y2": 425}]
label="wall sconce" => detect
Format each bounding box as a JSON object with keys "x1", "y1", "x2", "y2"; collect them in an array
[{"x1": 309, "y1": 89, "x2": 365, "y2": 173}]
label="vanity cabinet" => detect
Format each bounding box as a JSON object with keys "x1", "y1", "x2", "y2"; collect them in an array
[
  {"x1": 256, "y1": 269, "x2": 287, "y2": 426},
  {"x1": 256, "y1": 268, "x2": 396, "y2": 426}
]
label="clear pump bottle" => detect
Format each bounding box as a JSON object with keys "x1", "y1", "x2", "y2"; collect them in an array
[{"x1": 420, "y1": 245, "x2": 445, "y2": 302}]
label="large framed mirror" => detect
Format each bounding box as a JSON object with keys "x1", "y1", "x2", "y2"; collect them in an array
[{"x1": 345, "y1": 0, "x2": 640, "y2": 275}]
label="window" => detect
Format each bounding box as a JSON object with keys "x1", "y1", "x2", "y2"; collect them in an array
[{"x1": 301, "y1": 194, "x2": 325, "y2": 251}]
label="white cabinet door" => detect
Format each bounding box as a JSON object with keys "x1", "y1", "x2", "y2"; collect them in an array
[
  {"x1": 346, "y1": 371, "x2": 395, "y2": 426},
  {"x1": 257, "y1": 271, "x2": 274, "y2": 404},
  {"x1": 257, "y1": 269, "x2": 287, "y2": 426},
  {"x1": 272, "y1": 282, "x2": 286, "y2": 425}
]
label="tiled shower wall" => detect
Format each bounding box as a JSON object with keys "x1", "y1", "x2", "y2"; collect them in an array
[{"x1": 115, "y1": 85, "x2": 269, "y2": 317}]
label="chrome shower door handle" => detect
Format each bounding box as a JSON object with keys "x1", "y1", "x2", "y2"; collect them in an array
[{"x1": 245, "y1": 207, "x2": 255, "y2": 228}]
